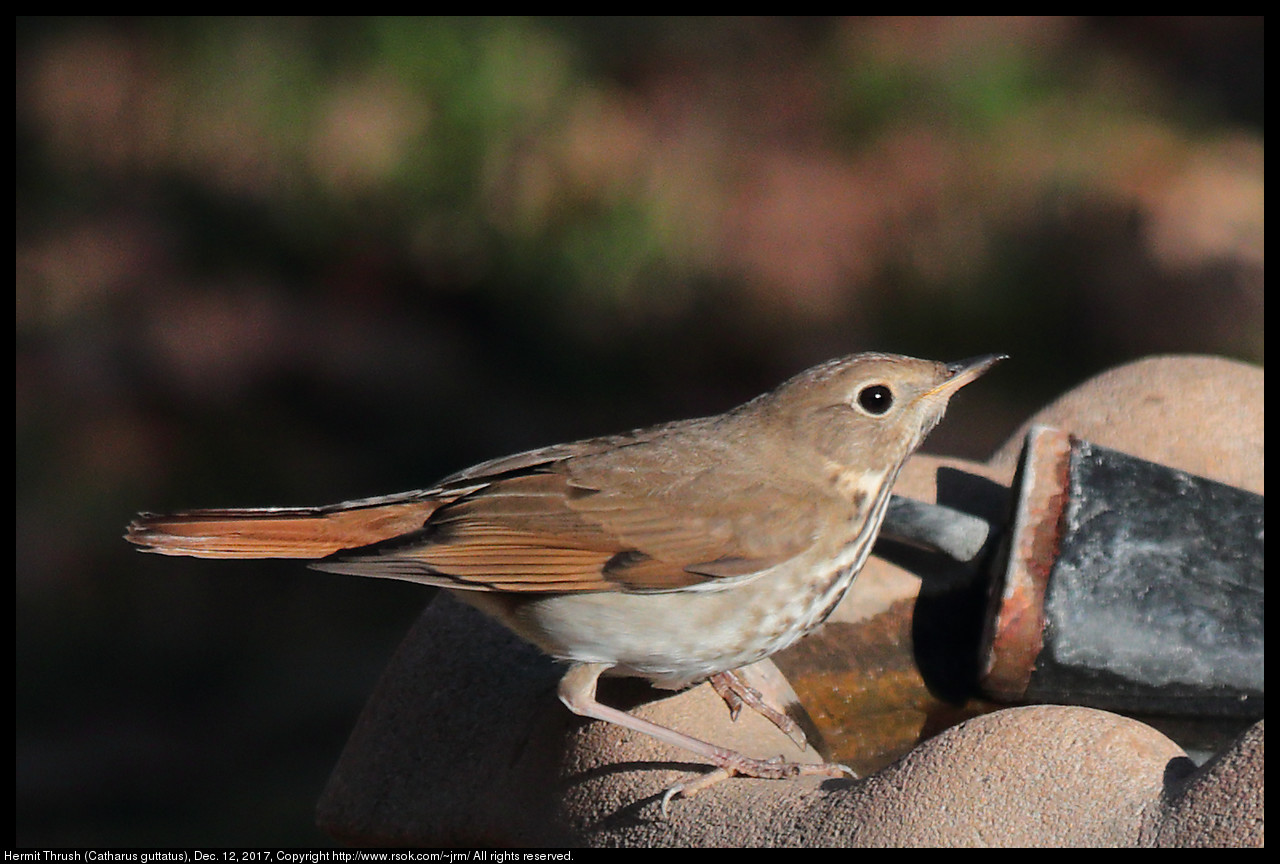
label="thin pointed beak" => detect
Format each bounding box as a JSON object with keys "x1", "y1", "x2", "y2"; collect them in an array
[{"x1": 931, "y1": 353, "x2": 1007, "y2": 396}]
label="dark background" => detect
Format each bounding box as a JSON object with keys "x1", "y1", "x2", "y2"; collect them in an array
[{"x1": 16, "y1": 17, "x2": 1263, "y2": 845}]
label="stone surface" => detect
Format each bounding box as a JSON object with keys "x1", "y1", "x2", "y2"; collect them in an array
[
  {"x1": 989, "y1": 355, "x2": 1264, "y2": 495},
  {"x1": 1143, "y1": 720, "x2": 1264, "y2": 847},
  {"x1": 828, "y1": 705, "x2": 1192, "y2": 847}
]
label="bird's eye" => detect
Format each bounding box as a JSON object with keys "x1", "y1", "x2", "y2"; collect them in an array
[{"x1": 856, "y1": 384, "x2": 894, "y2": 415}]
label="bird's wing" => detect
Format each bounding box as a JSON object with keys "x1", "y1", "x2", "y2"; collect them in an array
[{"x1": 315, "y1": 444, "x2": 820, "y2": 594}]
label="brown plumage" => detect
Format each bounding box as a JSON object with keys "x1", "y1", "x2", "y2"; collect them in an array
[{"x1": 126, "y1": 351, "x2": 1003, "y2": 810}]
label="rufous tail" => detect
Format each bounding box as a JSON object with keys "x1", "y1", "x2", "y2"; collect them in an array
[{"x1": 125, "y1": 497, "x2": 441, "y2": 559}]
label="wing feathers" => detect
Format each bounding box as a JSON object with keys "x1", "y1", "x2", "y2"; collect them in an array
[{"x1": 130, "y1": 450, "x2": 820, "y2": 594}]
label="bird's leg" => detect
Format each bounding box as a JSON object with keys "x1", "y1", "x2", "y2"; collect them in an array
[
  {"x1": 558, "y1": 662, "x2": 854, "y2": 815},
  {"x1": 708, "y1": 668, "x2": 808, "y2": 751}
]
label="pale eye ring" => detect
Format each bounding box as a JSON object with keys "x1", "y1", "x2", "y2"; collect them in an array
[{"x1": 856, "y1": 384, "x2": 894, "y2": 415}]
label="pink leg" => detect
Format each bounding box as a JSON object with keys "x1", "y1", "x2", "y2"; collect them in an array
[
  {"x1": 708, "y1": 668, "x2": 808, "y2": 750},
  {"x1": 558, "y1": 663, "x2": 854, "y2": 814}
]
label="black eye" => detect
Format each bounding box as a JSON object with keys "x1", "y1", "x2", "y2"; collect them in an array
[{"x1": 857, "y1": 384, "x2": 894, "y2": 415}]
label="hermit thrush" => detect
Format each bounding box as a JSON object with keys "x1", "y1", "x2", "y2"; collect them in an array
[{"x1": 127, "y1": 352, "x2": 1002, "y2": 808}]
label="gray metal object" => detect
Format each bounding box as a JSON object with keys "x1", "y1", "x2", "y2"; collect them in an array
[
  {"x1": 882, "y1": 496, "x2": 992, "y2": 565},
  {"x1": 878, "y1": 426, "x2": 1264, "y2": 719}
]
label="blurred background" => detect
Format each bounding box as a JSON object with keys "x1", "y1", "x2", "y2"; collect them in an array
[{"x1": 16, "y1": 17, "x2": 1262, "y2": 845}]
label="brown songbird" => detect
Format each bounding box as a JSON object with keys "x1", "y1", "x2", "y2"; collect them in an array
[{"x1": 127, "y1": 352, "x2": 1003, "y2": 808}]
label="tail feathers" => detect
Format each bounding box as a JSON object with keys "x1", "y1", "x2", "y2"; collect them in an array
[{"x1": 126, "y1": 499, "x2": 442, "y2": 559}]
